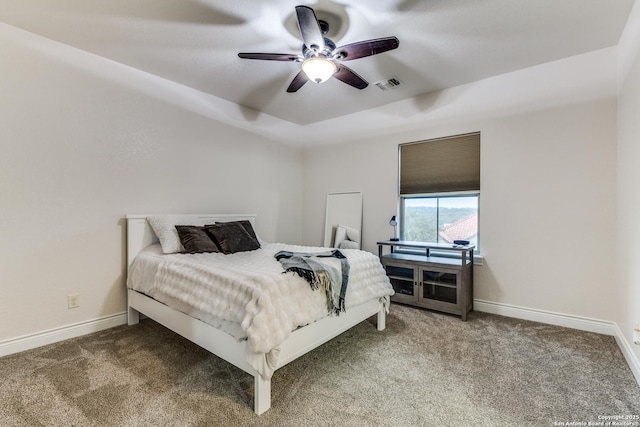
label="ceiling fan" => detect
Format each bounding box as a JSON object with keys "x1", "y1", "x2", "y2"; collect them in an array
[{"x1": 238, "y1": 5, "x2": 399, "y2": 93}]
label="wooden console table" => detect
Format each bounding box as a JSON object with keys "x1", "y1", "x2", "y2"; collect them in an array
[{"x1": 378, "y1": 240, "x2": 474, "y2": 320}]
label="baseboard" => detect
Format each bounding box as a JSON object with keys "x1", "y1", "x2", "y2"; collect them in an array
[
  {"x1": 612, "y1": 323, "x2": 640, "y2": 385},
  {"x1": 0, "y1": 312, "x2": 127, "y2": 358},
  {"x1": 474, "y1": 299, "x2": 640, "y2": 387},
  {"x1": 474, "y1": 299, "x2": 616, "y2": 335}
]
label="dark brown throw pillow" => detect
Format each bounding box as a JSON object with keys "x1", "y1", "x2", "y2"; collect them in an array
[
  {"x1": 205, "y1": 222, "x2": 260, "y2": 254},
  {"x1": 236, "y1": 220, "x2": 259, "y2": 241},
  {"x1": 204, "y1": 220, "x2": 258, "y2": 242},
  {"x1": 175, "y1": 225, "x2": 220, "y2": 253}
]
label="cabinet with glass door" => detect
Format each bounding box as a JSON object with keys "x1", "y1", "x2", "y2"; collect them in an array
[{"x1": 378, "y1": 241, "x2": 474, "y2": 320}]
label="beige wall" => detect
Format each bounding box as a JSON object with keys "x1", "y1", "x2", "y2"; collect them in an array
[
  {"x1": 302, "y1": 51, "x2": 618, "y2": 321},
  {"x1": 0, "y1": 25, "x2": 303, "y2": 341},
  {"x1": 617, "y1": 2, "x2": 640, "y2": 366}
]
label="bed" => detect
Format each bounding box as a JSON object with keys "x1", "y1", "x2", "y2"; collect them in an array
[{"x1": 126, "y1": 214, "x2": 393, "y2": 414}]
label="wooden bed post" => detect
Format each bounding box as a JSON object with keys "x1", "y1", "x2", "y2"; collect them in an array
[
  {"x1": 128, "y1": 305, "x2": 140, "y2": 326},
  {"x1": 377, "y1": 307, "x2": 386, "y2": 331},
  {"x1": 254, "y1": 374, "x2": 271, "y2": 415}
]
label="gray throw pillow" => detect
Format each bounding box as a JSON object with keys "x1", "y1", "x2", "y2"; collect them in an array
[
  {"x1": 175, "y1": 225, "x2": 220, "y2": 253},
  {"x1": 205, "y1": 222, "x2": 260, "y2": 254}
]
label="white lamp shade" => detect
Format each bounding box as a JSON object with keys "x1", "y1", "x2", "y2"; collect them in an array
[{"x1": 301, "y1": 57, "x2": 337, "y2": 84}]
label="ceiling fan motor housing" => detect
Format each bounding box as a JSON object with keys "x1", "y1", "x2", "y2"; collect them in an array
[{"x1": 303, "y1": 38, "x2": 336, "y2": 58}]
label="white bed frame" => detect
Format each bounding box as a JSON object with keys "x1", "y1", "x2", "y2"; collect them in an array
[{"x1": 126, "y1": 214, "x2": 386, "y2": 415}]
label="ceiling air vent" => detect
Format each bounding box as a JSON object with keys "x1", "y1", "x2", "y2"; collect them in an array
[{"x1": 374, "y1": 77, "x2": 403, "y2": 91}]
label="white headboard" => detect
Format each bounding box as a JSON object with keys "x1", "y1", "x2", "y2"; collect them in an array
[{"x1": 125, "y1": 214, "x2": 257, "y2": 271}]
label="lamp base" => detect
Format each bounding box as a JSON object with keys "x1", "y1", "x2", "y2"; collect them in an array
[{"x1": 390, "y1": 237, "x2": 400, "y2": 241}]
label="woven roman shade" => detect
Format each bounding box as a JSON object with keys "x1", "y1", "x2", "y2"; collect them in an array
[{"x1": 400, "y1": 132, "x2": 480, "y2": 195}]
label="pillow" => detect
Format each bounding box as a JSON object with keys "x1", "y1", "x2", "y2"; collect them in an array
[
  {"x1": 345, "y1": 226, "x2": 360, "y2": 244},
  {"x1": 147, "y1": 215, "x2": 207, "y2": 254},
  {"x1": 236, "y1": 220, "x2": 259, "y2": 241},
  {"x1": 333, "y1": 225, "x2": 348, "y2": 248},
  {"x1": 339, "y1": 240, "x2": 359, "y2": 250},
  {"x1": 205, "y1": 222, "x2": 260, "y2": 254},
  {"x1": 333, "y1": 225, "x2": 360, "y2": 248},
  {"x1": 175, "y1": 225, "x2": 220, "y2": 253},
  {"x1": 205, "y1": 220, "x2": 258, "y2": 241}
]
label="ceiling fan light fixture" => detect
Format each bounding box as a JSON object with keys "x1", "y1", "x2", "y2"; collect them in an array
[
  {"x1": 238, "y1": 6, "x2": 399, "y2": 93},
  {"x1": 301, "y1": 57, "x2": 337, "y2": 84}
]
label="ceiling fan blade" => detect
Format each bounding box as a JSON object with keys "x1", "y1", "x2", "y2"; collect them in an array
[
  {"x1": 333, "y1": 65, "x2": 368, "y2": 90},
  {"x1": 333, "y1": 37, "x2": 400, "y2": 61},
  {"x1": 286, "y1": 70, "x2": 309, "y2": 93},
  {"x1": 238, "y1": 53, "x2": 301, "y2": 61},
  {"x1": 295, "y1": 5, "x2": 325, "y2": 52}
]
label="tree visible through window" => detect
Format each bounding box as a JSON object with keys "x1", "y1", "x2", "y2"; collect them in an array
[{"x1": 401, "y1": 194, "x2": 478, "y2": 246}]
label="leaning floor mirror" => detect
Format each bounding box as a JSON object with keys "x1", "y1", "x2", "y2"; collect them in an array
[{"x1": 323, "y1": 192, "x2": 363, "y2": 249}]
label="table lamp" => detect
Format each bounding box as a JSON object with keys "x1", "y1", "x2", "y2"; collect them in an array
[{"x1": 389, "y1": 215, "x2": 399, "y2": 241}]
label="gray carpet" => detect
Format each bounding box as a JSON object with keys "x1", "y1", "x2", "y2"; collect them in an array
[{"x1": 1, "y1": 304, "x2": 639, "y2": 426}]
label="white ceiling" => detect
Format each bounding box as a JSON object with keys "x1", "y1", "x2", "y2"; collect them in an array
[{"x1": 1, "y1": 0, "x2": 635, "y2": 125}]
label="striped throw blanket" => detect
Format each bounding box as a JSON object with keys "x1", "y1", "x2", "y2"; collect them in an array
[{"x1": 275, "y1": 250, "x2": 350, "y2": 314}]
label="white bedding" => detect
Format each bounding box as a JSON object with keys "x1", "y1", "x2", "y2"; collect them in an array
[{"x1": 127, "y1": 242, "x2": 394, "y2": 378}]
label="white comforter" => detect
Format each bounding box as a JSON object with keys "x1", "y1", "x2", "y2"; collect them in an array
[{"x1": 127, "y1": 242, "x2": 394, "y2": 378}]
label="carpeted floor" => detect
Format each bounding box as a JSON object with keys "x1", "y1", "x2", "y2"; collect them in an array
[{"x1": 1, "y1": 304, "x2": 639, "y2": 427}]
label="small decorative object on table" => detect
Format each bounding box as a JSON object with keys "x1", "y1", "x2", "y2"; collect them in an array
[{"x1": 389, "y1": 216, "x2": 399, "y2": 241}]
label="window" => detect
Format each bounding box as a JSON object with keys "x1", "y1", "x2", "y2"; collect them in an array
[
  {"x1": 400, "y1": 193, "x2": 479, "y2": 246},
  {"x1": 398, "y1": 132, "x2": 480, "y2": 250}
]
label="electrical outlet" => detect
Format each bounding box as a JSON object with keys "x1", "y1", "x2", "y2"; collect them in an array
[{"x1": 67, "y1": 294, "x2": 80, "y2": 309}]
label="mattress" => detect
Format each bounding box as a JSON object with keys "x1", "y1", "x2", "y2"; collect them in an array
[{"x1": 127, "y1": 242, "x2": 394, "y2": 377}]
